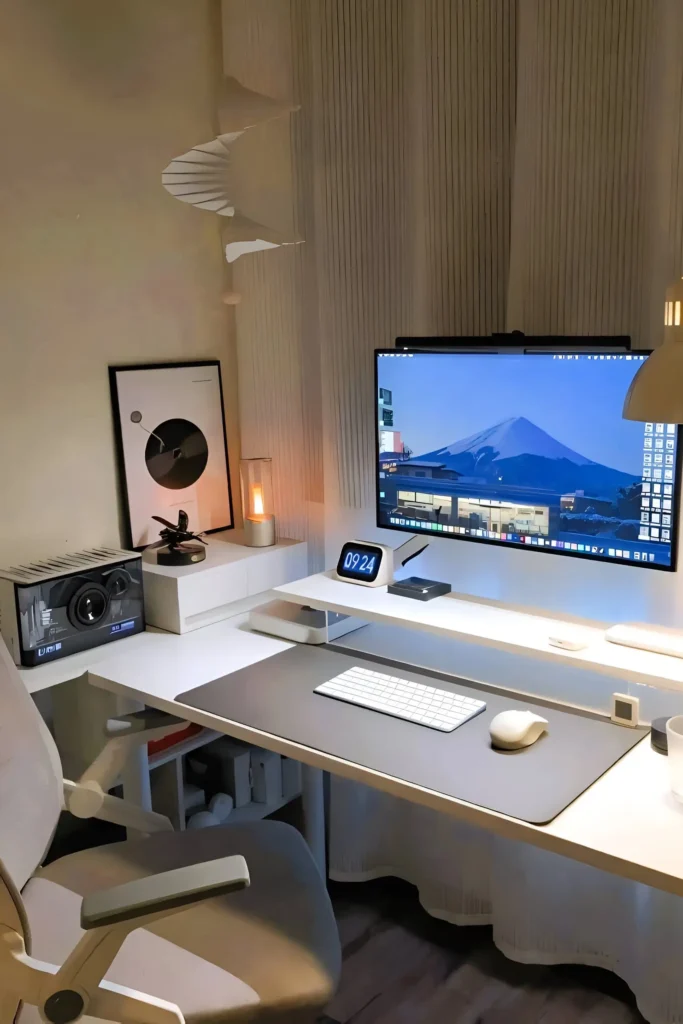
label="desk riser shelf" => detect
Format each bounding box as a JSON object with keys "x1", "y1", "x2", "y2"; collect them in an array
[{"x1": 275, "y1": 573, "x2": 683, "y2": 691}]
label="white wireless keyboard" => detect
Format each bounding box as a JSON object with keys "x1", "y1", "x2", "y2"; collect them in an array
[{"x1": 314, "y1": 665, "x2": 486, "y2": 732}]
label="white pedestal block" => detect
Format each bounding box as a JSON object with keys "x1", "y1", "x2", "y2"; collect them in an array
[{"x1": 143, "y1": 530, "x2": 307, "y2": 634}]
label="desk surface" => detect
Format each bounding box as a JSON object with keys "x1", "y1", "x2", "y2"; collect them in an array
[
  {"x1": 19, "y1": 629, "x2": 159, "y2": 694},
  {"x1": 276, "y1": 572, "x2": 683, "y2": 691},
  {"x1": 176, "y1": 645, "x2": 646, "y2": 826},
  {"x1": 86, "y1": 619, "x2": 683, "y2": 898}
]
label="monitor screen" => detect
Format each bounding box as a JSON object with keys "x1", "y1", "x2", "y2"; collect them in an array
[{"x1": 376, "y1": 350, "x2": 680, "y2": 570}]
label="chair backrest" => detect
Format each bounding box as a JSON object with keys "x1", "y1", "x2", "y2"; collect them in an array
[{"x1": 0, "y1": 637, "x2": 62, "y2": 933}]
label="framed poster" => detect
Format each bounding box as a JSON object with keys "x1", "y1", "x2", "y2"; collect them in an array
[{"x1": 109, "y1": 361, "x2": 234, "y2": 549}]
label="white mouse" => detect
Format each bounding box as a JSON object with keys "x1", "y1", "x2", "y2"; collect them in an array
[{"x1": 489, "y1": 709, "x2": 548, "y2": 750}]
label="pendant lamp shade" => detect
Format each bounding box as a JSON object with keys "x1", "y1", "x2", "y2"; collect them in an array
[{"x1": 624, "y1": 277, "x2": 683, "y2": 423}]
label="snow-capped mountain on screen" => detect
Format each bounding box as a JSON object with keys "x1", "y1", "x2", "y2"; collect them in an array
[
  {"x1": 416, "y1": 416, "x2": 638, "y2": 497},
  {"x1": 424, "y1": 416, "x2": 594, "y2": 466}
]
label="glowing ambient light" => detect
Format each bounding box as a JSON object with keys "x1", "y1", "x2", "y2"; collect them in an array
[
  {"x1": 252, "y1": 485, "x2": 265, "y2": 516},
  {"x1": 240, "y1": 458, "x2": 275, "y2": 546}
]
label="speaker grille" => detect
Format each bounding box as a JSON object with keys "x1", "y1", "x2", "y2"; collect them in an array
[{"x1": 0, "y1": 548, "x2": 137, "y2": 584}]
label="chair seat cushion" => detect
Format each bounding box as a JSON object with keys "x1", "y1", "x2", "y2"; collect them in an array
[{"x1": 25, "y1": 820, "x2": 340, "y2": 1023}]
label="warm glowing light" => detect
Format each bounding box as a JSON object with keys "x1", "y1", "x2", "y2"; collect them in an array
[
  {"x1": 252, "y1": 484, "x2": 264, "y2": 516},
  {"x1": 676, "y1": 301, "x2": 681, "y2": 326}
]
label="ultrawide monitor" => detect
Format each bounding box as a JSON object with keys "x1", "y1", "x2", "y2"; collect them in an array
[{"x1": 376, "y1": 350, "x2": 680, "y2": 570}]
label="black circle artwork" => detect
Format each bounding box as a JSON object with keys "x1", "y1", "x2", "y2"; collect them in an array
[{"x1": 145, "y1": 418, "x2": 209, "y2": 490}]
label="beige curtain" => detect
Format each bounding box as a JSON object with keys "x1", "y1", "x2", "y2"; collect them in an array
[{"x1": 221, "y1": 0, "x2": 683, "y2": 560}]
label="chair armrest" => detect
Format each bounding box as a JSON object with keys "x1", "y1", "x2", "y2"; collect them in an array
[
  {"x1": 0, "y1": 857, "x2": 251, "y2": 1024},
  {"x1": 63, "y1": 780, "x2": 173, "y2": 834},
  {"x1": 65, "y1": 711, "x2": 191, "y2": 823},
  {"x1": 81, "y1": 855, "x2": 250, "y2": 929}
]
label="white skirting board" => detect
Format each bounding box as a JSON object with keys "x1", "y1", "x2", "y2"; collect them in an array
[{"x1": 329, "y1": 776, "x2": 683, "y2": 1024}]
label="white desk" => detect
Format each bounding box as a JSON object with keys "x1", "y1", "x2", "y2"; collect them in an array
[
  {"x1": 82, "y1": 616, "x2": 683, "y2": 897},
  {"x1": 82, "y1": 621, "x2": 334, "y2": 866},
  {"x1": 19, "y1": 629, "x2": 157, "y2": 695}
]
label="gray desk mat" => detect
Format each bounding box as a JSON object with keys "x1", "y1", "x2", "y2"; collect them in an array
[{"x1": 177, "y1": 645, "x2": 646, "y2": 825}]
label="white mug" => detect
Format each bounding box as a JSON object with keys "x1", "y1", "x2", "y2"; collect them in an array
[{"x1": 666, "y1": 715, "x2": 683, "y2": 801}]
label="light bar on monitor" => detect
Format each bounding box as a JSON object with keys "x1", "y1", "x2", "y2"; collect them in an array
[
  {"x1": 395, "y1": 335, "x2": 632, "y2": 353},
  {"x1": 376, "y1": 348, "x2": 680, "y2": 571}
]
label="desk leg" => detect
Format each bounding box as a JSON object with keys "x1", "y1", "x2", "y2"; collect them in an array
[
  {"x1": 121, "y1": 743, "x2": 153, "y2": 838},
  {"x1": 115, "y1": 695, "x2": 153, "y2": 838},
  {"x1": 301, "y1": 765, "x2": 326, "y2": 878}
]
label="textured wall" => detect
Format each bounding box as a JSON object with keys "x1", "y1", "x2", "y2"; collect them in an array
[
  {"x1": 0, "y1": 0, "x2": 238, "y2": 564},
  {"x1": 315, "y1": 0, "x2": 518, "y2": 511},
  {"x1": 508, "y1": 0, "x2": 655, "y2": 338},
  {"x1": 641, "y1": 0, "x2": 683, "y2": 343},
  {"x1": 407, "y1": 0, "x2": 517, "y2": 338}
]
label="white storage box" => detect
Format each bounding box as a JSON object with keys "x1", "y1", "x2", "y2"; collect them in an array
[
  {"x1": 251, "y1": 748, "x2": 283, "y2": 804},
  {"x1": 186, "y1": 737, "x2": 253, "y2": 808},
  {"x1": 142, "y1": 530, "x2": 307, "y2": 633}
]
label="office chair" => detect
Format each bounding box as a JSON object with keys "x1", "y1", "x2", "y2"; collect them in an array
[{"x1": 0, "y1": 637, "x2": 340, "y2": 1024}]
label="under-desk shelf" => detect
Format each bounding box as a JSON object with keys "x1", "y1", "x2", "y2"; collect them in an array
[{"x1": 275, "y1": 572, "x2": 683, "y2": 691}]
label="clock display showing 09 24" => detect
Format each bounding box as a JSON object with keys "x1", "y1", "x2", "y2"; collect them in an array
[
  {"x1": 343, "y1": 550, "x2": 376, "y2": 576},
  {"x1": 335, "y1": 541, "x2": 385, "y2": 583}
]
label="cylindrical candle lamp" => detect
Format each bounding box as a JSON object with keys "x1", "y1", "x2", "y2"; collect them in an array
[{"x1": 240, "y1": 458, "x2": 276, "y2": 547}]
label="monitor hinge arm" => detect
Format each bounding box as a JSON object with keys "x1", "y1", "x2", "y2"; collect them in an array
[{"x1": 394, "y1": 535, "x2": 429, "y2": 570}]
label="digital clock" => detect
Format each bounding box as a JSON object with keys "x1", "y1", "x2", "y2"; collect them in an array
[{"x1": 335, "y1": 541, "x2": 393, "y2": 587}]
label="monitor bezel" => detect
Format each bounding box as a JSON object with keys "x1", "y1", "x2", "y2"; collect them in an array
[{"x1": 374, "y1": 346, "x2": 681, "y2": 573}]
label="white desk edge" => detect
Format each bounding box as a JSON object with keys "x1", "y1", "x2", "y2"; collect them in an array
[{"x1": 81, "y1": 620, "x2": 683, "y2": 900}]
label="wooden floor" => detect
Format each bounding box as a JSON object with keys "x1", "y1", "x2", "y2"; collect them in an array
[{"x1": 321, "y1": 878, "x2": 645, "y2": 1024}]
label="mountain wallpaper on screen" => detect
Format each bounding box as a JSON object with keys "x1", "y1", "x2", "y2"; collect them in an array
[{"x1": 417, "y1": 416, "x2": 638, "y2": 498}]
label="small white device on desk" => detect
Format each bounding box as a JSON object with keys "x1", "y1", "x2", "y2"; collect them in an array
[
  {"x1": 605, "y1": 623, "x2": 683, "y2": 660},
  {"x1": 334, "y1": 535, "x2": 428, "y2": 587}
]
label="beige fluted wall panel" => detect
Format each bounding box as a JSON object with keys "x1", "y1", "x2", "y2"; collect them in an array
[
  {"x1": 306, "y1": 0, "x2": 517, "y2": 509},
  {"x1": 406, "y1": 0, "x2": 517, "y2": 337},
  {"x1": 307, "y1": 0, "x2": 413, "y2": 511},
  {"x1": 507, "y1": 0, "x2": 655, "y2": 341},
  {"x1": 640, "y1": 0, "x2": 683, "y2": 345}
]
